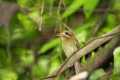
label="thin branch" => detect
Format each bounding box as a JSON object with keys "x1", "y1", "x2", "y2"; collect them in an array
[{"x1": 38, "y1": 0, "x2": 44, "y2": 31}]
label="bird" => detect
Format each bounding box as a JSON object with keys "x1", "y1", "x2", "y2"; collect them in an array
[{"x1": 57, "y1": 29, "x2": 81, "y2": 74}]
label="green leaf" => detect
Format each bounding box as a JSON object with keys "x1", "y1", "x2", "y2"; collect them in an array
[
  {"x1": 0, "y1": 69, "x2": 17, "y2": 80},
  {"x1": 17, "y1": 13, "x2": 36, "y2": 31},
  {"x1": 81, "y1": 56, "x2": 87, "y2": 64},
  {"x1": 89, "y1": 69, "x2": 105, "y2": 80},
  {"x1": 45, "y1": 0, "x2": 55, "y2": 7},
  {"x1": 75, "y1": 17, "x2": 96, "y2": 43},
  {"x1": 17, "y1": 13, "x2": 38, "y2": 39},
  {"x1": 113, "y1": 47, "x2": 120, "y2": 74},
  {"x1": 28, "y1": 11, "x2": 43, "y2": 30},
  {"x1": 32, "y1": 57, "x2": 49, "y2": 77},
  {"x1": 83, "y1": 0, "x2": 100, "y2": 18},
  {"x1": 89, "y1": 51, "x2": 95, "y2": 63},
  {"x1": 49, "y1": 58, "x2": 60, "y2": 74},
  {"x1": 17, "y1": 0, "x2": 35, "y2": 8},
  {"x1": 62, "y1": 0, "x2": 84, "y2": 18},
  {"x1": 43, "y1": 14, "x2": 59, "y2": 28},
  {"x1": 111, "y1": 47, "x2": 120, "y2": 79},
  {"x1": 0, "y1": 49, "x2": 8, "y2": 67},
  {"x1": 98, "y1": 14, "x2": 117, "y2": 35},
  {"x1": 11, "y1": 28, "x2": 24, "y2": 40},
  {"x1": 39, "y1": 38, "x2": 60, "y2": 53},
  {"x1": 113, "y1": 0, "x2": 120, "y2": 10},
  {"x1": 15, "y1": 48, "x2": 34, "y2": 66},
  {"x1": 64, "y1": 0, "x2": 73, "y2": 6},
  {"x1": 0, "y1": 27, "x2": 8, "y2": 44}
]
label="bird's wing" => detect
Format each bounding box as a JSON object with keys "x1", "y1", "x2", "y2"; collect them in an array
[{"x1": 74, "y1": 37, "x2": 80, "y2": 49}]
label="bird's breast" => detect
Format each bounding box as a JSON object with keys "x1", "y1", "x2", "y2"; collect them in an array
[{"x1": 62, "y1": 41, "x2": 78, "y2": 57}]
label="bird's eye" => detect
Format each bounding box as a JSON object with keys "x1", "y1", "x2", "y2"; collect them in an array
[{"x1": 64, "y1": 31, "x2": 69, "y2": 35}]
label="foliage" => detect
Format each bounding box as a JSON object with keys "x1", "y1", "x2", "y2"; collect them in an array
[
  {"x1": 89, "y1": 69, "x2": 105, "y2": 80},
  {"x1": 0, "y1": 0, "x2": 120, "y2": 80},
  {"x1": 112, "y1": 47, "x2": 120, "y2": 79}
]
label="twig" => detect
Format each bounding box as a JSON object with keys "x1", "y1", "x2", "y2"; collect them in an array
[{"x1": 38, "y1": 0, "x2": 44, "y2": 31}]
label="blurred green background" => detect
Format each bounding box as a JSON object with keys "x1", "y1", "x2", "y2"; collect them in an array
[{"x1": 0, "y1": 0, "x2": 120, "y2": 80}]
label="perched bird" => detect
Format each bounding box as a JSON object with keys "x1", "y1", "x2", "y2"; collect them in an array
[{"x1": 57, "y1": 30, "x2": 81, "y2": 74}]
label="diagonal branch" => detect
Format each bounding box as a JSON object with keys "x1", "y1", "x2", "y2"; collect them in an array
[{"x1": 44, "y1": 24, "x2": 120, "y2": 79}]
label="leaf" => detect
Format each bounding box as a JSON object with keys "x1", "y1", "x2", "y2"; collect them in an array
[
  {"x1": 45, "y1": 0, "x2": 55, "y2": 7},
  {"x1": 0, "y1": 69, "x2": 17, "y2": 80},
  {"x1": 83, "y1": 0, "x2": 100, "y2": 18},
  {"x1": 98, "y1": 14, "x2": 117, "y2": 35},
  {"x1": 0, "y1": 27, "x2": 8, "y2": 44},
  {"x1": 17, "y1": 13, "x2": 36, "y2": 31},
  {"x1": 75, "y1": 17, "x2": 96, "y2": 43},
  {"x1": 49, "y1": 58, "x2": 60, "y2": 74},
  {"x1": 62, "y1": 0, "x2": 84, "y2": 18},
  {"x1": 32, "y1": 57, "x2": 49, "y2": 77},
  {"x1": 17, "y1": 0, "x2": 35, "y2": 8},
  {"x1": 28, "y1": 11, "x2": 42, "y2": 30},
  {"x1": 15, "y1": 48, "x2": 34, "y2": 66},
  {"x1": 113, "y1": 0, "x2": 120, "y2": 10},
  {"x1": 81, "y1": 56, "x2": 87, "y2": 64},
  {"x1": 43, "y1": 14, "x2": 59, "y2": 28},
  {"x1": 113, "y1": 47, "x2": 120, "y2": 74},
  {"x1": 89, "y1": 69, "x2": 105, "y2": 80},
  {"x1": 111, "y1": 47, "x2": 120, "y2": 79},
  {"x1": 17, "y1": 13, "x2": 38, "y2": 39},
  {"x1": 0, "y1": 49, "x2": 8, "y2": 67},
  {"x1": 90, "y1": 51, "x2": 95, "y2": 63},
  {"x1": 39, "y1": 38, "x2": 60, "y2": 53},
  {"x1": 64, "y1": 0, "x2": 73, "y2": 6}
]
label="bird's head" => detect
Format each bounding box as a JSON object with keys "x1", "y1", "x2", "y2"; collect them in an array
[{"x1": 57, "y1": 30, "x2": 74, "y2": 39}]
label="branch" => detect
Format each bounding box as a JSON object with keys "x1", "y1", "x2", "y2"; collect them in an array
[
  {"x1": 57, "y1": 25, "x2": 120, "y2": 74},
  {"x1": 44, "y1": 25, "x2": 120, "y2": 79}
]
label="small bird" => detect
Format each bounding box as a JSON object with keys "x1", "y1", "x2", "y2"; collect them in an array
[{"x1": 57, "y1": 30, "x2": 81, "y2": 74}]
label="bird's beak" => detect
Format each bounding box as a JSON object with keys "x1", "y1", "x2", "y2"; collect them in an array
[{"x1": 56, "y1": 33, "x2": 64, "y2": 37}]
